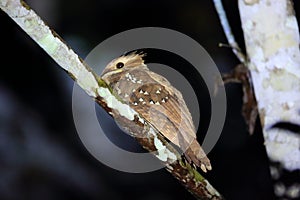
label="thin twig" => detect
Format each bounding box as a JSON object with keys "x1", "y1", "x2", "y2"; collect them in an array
[
  {"x1": 213, "y1": 0, "x2": 246, "y2": 63},
  {"x1": 0, "y1": 0, "x2": 224, "y2": 199}
]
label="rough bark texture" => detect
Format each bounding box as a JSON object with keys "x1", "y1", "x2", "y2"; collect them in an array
[
  {"x1": 238, "y1": 0, "x2": 300, "y2": 198},
  {"x1": 0, "y1": 0, "x2": 224, "y2": 199},
  {"x1": 239, "y1": 0, "x2": 300, "y2": 172}
]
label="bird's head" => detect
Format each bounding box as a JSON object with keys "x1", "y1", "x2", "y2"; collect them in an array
[{"x1": 101, "y1": 52, "x2": 147, "y2": 85}]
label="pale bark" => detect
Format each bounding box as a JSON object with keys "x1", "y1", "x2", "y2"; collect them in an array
[
  {"x1": 238, "y1": 0, "x2": 300, "y2": 198},
  {"x1": 239, "y1": 0, "x2": 300, "y2": 172},
  {"x1": 214, "y1": 0, "x2": 300, "y2": 198}
]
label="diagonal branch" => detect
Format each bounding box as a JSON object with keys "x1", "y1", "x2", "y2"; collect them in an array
[
  {"x1": 213, "y1": 0, "x2": 246, "y2": 63},
  {"x1": 0, "y1": 0, "x2": 224, "y2": 199}
]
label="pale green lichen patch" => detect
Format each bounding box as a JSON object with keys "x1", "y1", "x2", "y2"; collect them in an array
[
  {"x1": 154, "y1": 135, "x2": 177, "y2": 162},
  {"x1": 96, "y1": 76, "x2": 109, "y2": 88},
  {"x1": 244, "y1": 0, "x2": 259, "y2": 5},
  {"x1": 245, "y1": 2, "x2": 298, "y2": 59},
  {"x1": 185, "y1": 162, "x2": 204, "y2": 182},
  {"x1": 266, "y1": 68, "x2": 300, "y2": 91},
  {"x1": 263, "y1": 32, "x2": 296, "y2": 58},
  {"x1": 75, "y1": 67, "x2": 99, "y2": 97},
  {"x1": 20, "y1": 9, "x2": 50, "y2": 42},
  {"x1": 97, "y1": 87, "x2": 136, "y2": 120},
  {"x1": 38, "y1": 34, "x2": 59, "y2": 55}
]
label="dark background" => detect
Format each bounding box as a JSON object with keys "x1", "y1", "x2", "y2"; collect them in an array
[{"x1": 2, "y1": 0, "x2": 299, "y2": 199}]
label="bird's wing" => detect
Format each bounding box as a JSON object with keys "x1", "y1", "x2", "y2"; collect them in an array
[
  {"x1": 129, "y1": 81, "x2": 196, "y2": 152},
  {"x1": 127, "y1": 69, "x2": 211, "y2": 170},
  {"x1": 146, "y1": 71, "x2": 197, "y2": 137}
]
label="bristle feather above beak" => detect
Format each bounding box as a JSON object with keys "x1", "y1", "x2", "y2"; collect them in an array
[{"x1": 120, "y1": 51, "x2": 146, "y2": 66}]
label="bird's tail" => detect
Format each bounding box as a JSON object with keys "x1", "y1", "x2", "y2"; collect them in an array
[{"x1": 184, "y1": 139, "x2": 212, "y2": 173}]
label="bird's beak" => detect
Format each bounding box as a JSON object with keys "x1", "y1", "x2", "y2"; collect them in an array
[
  {"x1": 101, "y1": 68, "x2": 123, "y2": 79},
  {"x1": 100, "y1": 67, "x2": 111, "y2": 76}
]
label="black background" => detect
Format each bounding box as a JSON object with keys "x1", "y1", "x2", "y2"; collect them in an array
[{"x1": 1, "y1": 0, "x2": 299, "y2": 199}]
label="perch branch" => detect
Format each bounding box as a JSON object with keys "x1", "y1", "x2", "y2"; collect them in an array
[{"x1": 0, "y1": 0, "x2": 224, "y2": 199}]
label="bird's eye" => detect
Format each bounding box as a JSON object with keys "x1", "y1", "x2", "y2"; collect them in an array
[{"x1": 116, "y1": 62, "x2": 124, "y2": 69}]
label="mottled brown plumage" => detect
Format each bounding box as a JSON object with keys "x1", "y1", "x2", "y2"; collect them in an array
[{"x1": 101, "y1": 52, "x2": 211, "y2": 172}]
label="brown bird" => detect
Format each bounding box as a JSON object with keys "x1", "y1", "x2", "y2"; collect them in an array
[{"x1": 101, "y1": 52, "x2": 211, "y2": 172}]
